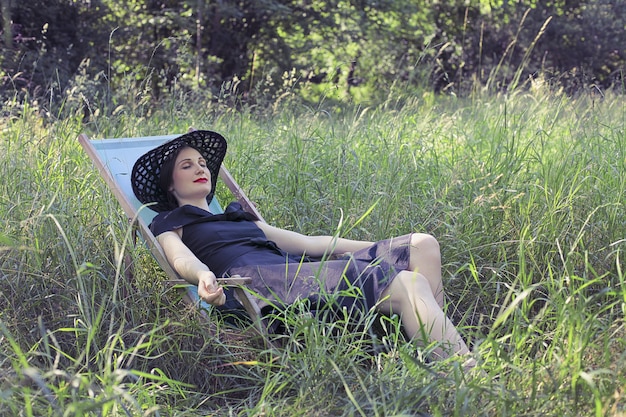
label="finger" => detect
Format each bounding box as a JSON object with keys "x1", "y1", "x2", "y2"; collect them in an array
[
  {"x1": 201, "y1": 287, "x2": 224, "y2": 306},
  {"x1": 198, "y1": 283, "x2": 214, "y2": 299},
  {"x1": 218, "y1": 292, "x2": 227, "y2": 306},
  {"x1": 201, "y1": 277, "x2": 218, "y2": 293}
]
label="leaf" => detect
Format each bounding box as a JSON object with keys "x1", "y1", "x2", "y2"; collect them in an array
[{"x1": 0, "y1": 232, "x2": 16, "y2": 248}]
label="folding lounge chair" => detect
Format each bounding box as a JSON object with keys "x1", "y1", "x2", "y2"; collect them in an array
[{"x1": 78, "y1": 133, "x2": 266, "y2": 333}]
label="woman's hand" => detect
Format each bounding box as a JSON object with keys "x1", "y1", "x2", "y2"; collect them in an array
[
  {"x1": 197, "y1": 270, "x2": 226, "y2": 306},
  {"x1": 157, "y1": 231, "x2": 227, "y2": 306}
]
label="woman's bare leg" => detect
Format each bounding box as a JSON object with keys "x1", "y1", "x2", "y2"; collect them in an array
[
  {"x1": 378, "y1": 270, "x2": 469, "y2": 360},
  {"x1": 393, "y1": 233, "x2": 444, "y2": 307}
]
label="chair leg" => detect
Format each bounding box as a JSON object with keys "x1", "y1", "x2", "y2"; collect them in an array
[
  {"x1": 232, "y1": 287, "x2": 263, "y2": 332},
  {"x1": 121, "y1": 219, "x2": 138, "y2": 300},
  {"x1": 230, "y1": 285, "x2": 280, "y2": 349}
]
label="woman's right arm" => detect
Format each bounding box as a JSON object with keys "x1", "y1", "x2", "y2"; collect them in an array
[{"x1": 157, "y1": 231, "x2": 226, "y2": 306}]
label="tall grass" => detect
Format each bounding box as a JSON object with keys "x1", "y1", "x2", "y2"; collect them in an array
[{"x1": 0, "y1": 83, "x2": 624, "y2": 415}]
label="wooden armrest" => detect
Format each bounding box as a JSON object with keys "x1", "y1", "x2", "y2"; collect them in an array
[
  {"x1": 166, "y1": 275, "x2": 266, "y2": 339},
  {"x1": 218, "y1": 276, "x2": 252, "y2": 285},
  {"x1": 165, "y1": 277, "x2": 252, "y2": 286}
]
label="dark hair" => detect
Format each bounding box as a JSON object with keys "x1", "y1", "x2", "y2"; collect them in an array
[{"x1": 158, "y1": 146, "x2": 186, "y2": 210}]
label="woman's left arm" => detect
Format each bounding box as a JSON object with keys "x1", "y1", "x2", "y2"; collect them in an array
[{"x1": 256, "y1": 222, "x2": 373, "y2": 258}]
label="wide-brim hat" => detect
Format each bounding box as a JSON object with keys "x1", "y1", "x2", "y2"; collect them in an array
[{"x1": 131, "y1": 130, "x2": 227, "y2": 212}]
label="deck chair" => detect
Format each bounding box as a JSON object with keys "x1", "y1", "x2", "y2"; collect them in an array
[{"x1": 78, "y1": 133, "x2": 267, "y2": 334}]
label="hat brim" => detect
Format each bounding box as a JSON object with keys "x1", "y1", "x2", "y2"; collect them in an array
[{"x1": 131, "y1": 130, "x2": 228, "y2": 212}]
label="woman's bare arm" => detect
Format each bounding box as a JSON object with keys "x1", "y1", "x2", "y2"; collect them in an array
[
  {"x1": 157, "y1": 231, "x2": 226, "y2": 306},
  {"x1": 256, "y1": 222, "x2": 373, "y2": 258}
]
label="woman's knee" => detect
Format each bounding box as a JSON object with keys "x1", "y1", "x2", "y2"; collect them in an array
[
  {"x1": 410, "y1": 233, "x2": 440, "y2": 254},
  {"x1": 409, "y1": 233, "x2": 441, "y2": 268},
  {"x1": 380, "y1": 271, "x2": 439, "y2": 314},
  {"x1": 393, "y1": 270, "x2": 435, "y2": 297}
]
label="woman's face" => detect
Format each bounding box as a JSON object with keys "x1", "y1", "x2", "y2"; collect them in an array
[{"x1": 168, "y1": 147, "x2": 212, "y2": 205}]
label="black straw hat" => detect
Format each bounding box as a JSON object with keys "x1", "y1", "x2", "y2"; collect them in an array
[{"x1": 131, "y1": 130, "x2": 227, "y2": 212}]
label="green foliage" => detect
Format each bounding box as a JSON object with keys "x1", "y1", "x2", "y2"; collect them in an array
[
  {"x1": 0, "y1": 71, "x2": 625, "y2": 415},
  {"x1": 1, "y1": 0, "x2": 625, "y2": 110}
]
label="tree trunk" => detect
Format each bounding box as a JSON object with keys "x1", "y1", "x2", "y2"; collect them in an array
[
  {"x1": 1, "y1": 0, "x2": 13, "y2": 50},
  {"x1": 195, "y1": 0, "x2": 203, "y2": 87}
]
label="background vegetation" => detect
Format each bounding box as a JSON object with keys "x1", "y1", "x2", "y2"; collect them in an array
[
  {"x1": 1, "y1": 0, "x2": 625, "y2": 416},
  {"x1": 1, "y1": 0, "x2": 625, "y2": 110}
]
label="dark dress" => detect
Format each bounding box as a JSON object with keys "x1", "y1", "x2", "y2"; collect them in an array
[{"x1": 151, "y1": 202, "x2": 412, "y2": 316}]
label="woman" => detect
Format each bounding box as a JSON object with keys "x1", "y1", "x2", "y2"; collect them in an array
[{"x1": 131, "y1": 130, "x2": 472, "y2": 362}]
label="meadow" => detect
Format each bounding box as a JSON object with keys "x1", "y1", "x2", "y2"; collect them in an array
[{"x1": 0, "y1": 84, "x2": 624, "y2": 416}]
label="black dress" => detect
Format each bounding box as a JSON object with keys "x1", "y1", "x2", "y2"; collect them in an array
[{"x1": 151, "y1": 202, "x2": 412, "y2": 315}]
